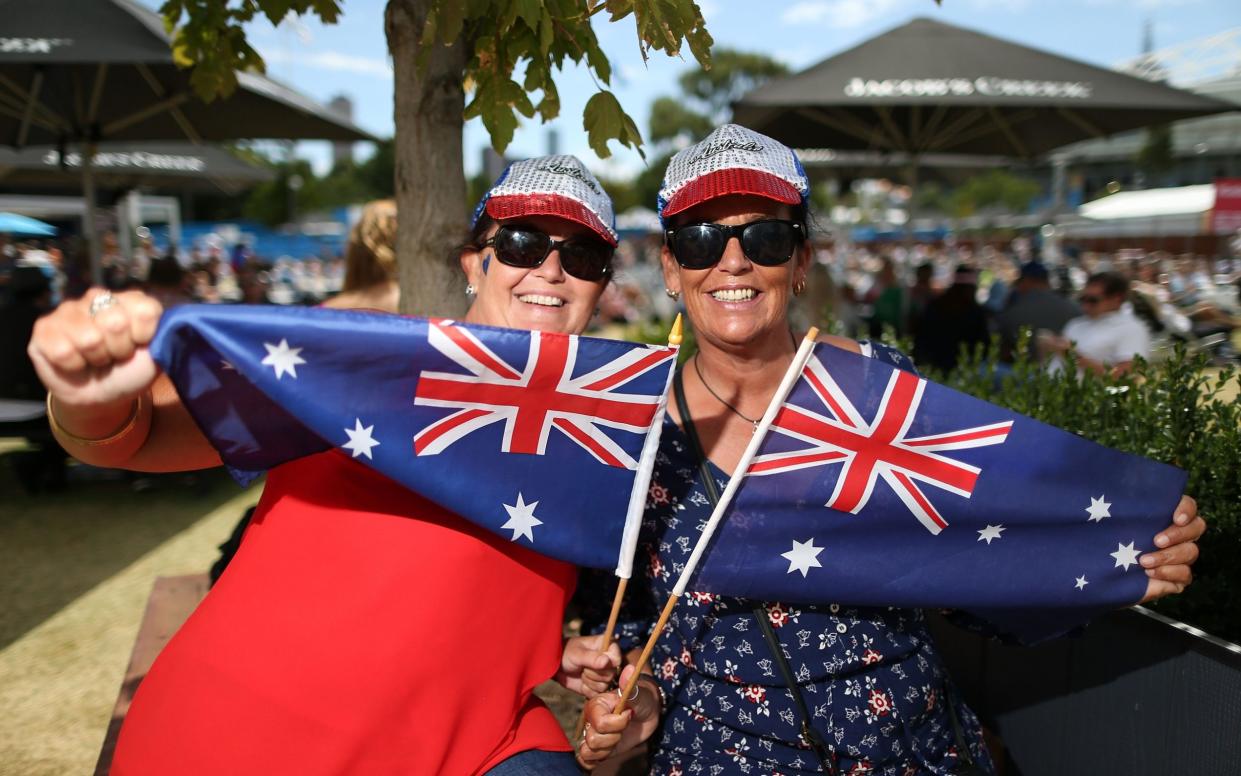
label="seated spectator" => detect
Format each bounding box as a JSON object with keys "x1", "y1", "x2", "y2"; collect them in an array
[
  {"x1": 0, "y1": 267, "x2": 65, "y2": 491},
  {"x1": 145, "y1": 256, "x2": 194, "y2": 309},
  {"x1": 906, "y1": 261, "x2": 935, "y2": 336},
  {"x1": 913, "y1": 264, "x2": 990, "y2": 374},
  {"x1": 324, "y1": 199, "x2": 399, "y2": 313},
  {"x1": 996, "y1": 261, "x2": 1081, "y2": 362},
  {"x1": 0, "y1": 267, "x2": 52, "y2": 400},
  {"x1": 865, "y1": 256, "x2": 906, "y2": 338},
  {"x1": 1044, "y1": 271, "x2": 1150, "y2": 376}
]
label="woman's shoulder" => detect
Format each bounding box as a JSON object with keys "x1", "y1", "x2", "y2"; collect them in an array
[
  {"x1": 812, "y1": 332, "x2": 918, "y2": 375},
  {"x1": 814, "y1": 332, "x2": 863, "y2": 354}
]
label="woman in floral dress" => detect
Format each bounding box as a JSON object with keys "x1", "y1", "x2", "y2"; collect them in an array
[{"x1": 571, "y1": 125, "x2": 1204, "y2": 775}]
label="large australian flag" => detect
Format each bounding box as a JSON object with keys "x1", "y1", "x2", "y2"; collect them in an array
[
  {"x1": 691, "y1": 344, "x2": 1186, "y2": 641},
  {"x1": 150, "y1": 304, "x2": 677, "y2": 571}
]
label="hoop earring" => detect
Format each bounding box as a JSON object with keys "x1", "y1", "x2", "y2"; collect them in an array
[
  {"x1": 665, "y1": 288, "x2": 680, "y2": 300},
  {"x1": 793, "y1": 278, "x2": 806, "y2": 296},
  {"x1": 465, "y1": 284, "x2": 477, "y2": 296}
]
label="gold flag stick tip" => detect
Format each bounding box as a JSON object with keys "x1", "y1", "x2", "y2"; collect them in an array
[
  {"x1": 668, "y1": 314, "x2": 683, "y2": 347},
  {"x1": 805, "y1": 326, "x2": 819, "y2": 341}
]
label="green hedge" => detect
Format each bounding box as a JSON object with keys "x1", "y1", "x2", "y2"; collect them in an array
[
  {"x1": 925, "y1": 336, "x2": 1240, "y2": 644},
  {"x1": 621, "y1": 319, "x2": 1241, "y2": 644}
]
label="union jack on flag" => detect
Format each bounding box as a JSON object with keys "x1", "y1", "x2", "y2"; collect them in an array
[
  {"x1": 149, "y1": 305, "x2": 677, "y2": 570},
  {"x1": 414, "y1": 320, "x2": 674, "y2": 469},
  {"x1": 749, "y1": 355, "x2": 1013, "y2": 534},
  {"x1": 688, "y1": 343, "x2": 1185, "y2": 642}
]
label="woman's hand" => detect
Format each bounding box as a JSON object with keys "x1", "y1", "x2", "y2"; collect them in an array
[
  {"x1": 1140, "y1": 495, "x2": 1205, "y2": 604},
  {"x1": 576, "y1": 665, "x2": 661, "y2": 771},
  {"x1": 556, "y1": 634, "x2": 621, "y2": 698},
  {"x1": 29, "y1": 289, "x2": 163, "y2": 410}
]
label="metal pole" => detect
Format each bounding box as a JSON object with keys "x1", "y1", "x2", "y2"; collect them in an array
[
  {"x1": 82, "y1": 142, "x2": 102, "y2": 286},
  {"x1": 905, "y1": 157, "x2": 920, "y2": 254}
]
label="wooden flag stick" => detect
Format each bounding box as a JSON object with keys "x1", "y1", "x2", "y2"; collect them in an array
[
  {"x1": 574, "y1": 314, "x2": 682, "y2": 740},
  {"x1": 572, "y1": 576, "x2": 628, "y2": 741},
  {"x1": 616, "y1": 327, "x2": 819, "y2": 715},
  {"x1": 614, "y1": 593, "x2": 678, "y2": 715}
]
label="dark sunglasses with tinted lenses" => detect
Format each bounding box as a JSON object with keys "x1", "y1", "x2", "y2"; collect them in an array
[
  {"x1": 482, "y1": 225, "x2": 614, "y2": 282},
  {"x1": 665, "y1": 219, "x2": 805, "y2": 270},
  {"x1": 1079, "y1": 294, "x2": 1101, "y2": 304}
]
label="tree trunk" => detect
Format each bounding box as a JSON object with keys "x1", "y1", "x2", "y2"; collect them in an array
[{"x1": 385, "y1": 0, "x2": 468, "y2": 317}]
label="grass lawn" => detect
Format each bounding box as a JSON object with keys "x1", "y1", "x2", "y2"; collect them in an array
[{"x1": 0, "y1": 444, "x2": 261, "y2": 776}]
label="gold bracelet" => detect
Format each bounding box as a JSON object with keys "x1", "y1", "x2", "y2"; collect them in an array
[{"x1": 47, "y1": 391, "x2": 148, "y2": 447}]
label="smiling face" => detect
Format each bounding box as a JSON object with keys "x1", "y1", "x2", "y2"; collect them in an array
[
  {"x1": 461, "y1": 215, "x2": 610, "y2": 335},
  {"x1": 661, "y1": 194, "x2": 809, "y2": 352}
]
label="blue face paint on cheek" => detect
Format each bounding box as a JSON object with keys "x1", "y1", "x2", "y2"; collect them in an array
[{"x1": 482, "y1": 255, "x2": 490, "y2": 274}]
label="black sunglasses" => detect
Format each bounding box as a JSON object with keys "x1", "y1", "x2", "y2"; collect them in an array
[
  {"x1": 665, "y1": 219, "x2": 805, "y2": 270},
  {"x1": 482, "y1": 225, "x2": 613, "y2": 282},
  {"x1": 1079, "y1": 294, "x2": 1102, "y2": 304}
]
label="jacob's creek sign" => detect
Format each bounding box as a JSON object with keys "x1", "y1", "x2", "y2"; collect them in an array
[
  {"x1": 42, "y1": 150, "x2": 207, "y2": 172},
  {"x1": 844, "y1": 77, "x2": 1093, "y2": 99},
  {"x1": 0, "y1": 38, "x2": 72, "y2": 54}
]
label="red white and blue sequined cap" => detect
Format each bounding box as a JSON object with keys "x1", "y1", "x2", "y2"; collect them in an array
[
  {"x1": 657, "y1": 124, "x2": 809, "y2": 224},
  {"x1": 473, "y1": 154, "x2": 618, "y2": 246}
]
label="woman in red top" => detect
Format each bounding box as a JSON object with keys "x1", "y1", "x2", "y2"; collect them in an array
[{"x1": 30, "y1": 155, "x2": 624, "y2": 775}]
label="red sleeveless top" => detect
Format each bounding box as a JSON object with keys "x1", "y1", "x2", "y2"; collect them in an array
[{"x1": 112, "y1": 451, "x2": 576, "y2": 775}]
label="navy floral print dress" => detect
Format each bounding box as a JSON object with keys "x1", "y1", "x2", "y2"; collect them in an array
[{"x1": 579, "y1": 343, "x2": 997, "y2": 776}]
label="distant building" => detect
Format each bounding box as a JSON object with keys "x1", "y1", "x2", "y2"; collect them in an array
[
  {"x1": 1043, "y1": 75, "x2": 1241, "y2": 203},
  {"x1": 481, "y1": 147, "x2": 508, "y2": 183},
  {"x1": 328, "y1": 95, "x2": 355, "y2": 168}
]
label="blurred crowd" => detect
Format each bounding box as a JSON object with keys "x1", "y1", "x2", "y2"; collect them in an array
[
  {"x1": 595, "y1": 236, "x2": 1241, "y2": 372},
  {"x1": 5, "y1": 226, "x2": 1241, "y2": 411}
]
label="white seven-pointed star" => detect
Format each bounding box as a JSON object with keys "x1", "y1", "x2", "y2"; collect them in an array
[
  {"x1": 261, "y1": 339, "x2": 306, "y2": 380},
  {"x1": 781, "y1": 538, "x2": 824, "y2": 578},
  {"x1": 342, "y1": 418, "x2": 380, "y2": 459},
  {"x1": 977, "y1": 524, "x2": 1006, "y2": 544},
  {"x1": 501, "y1": 493, "x2": 543, "y2": 543},
  {"x1": 1075, "y1": 575, "x2": 1089, "y2": 590},
  {"x1": 1110, "y1": 541, "x2": 1141, "y2": 571},
  {"x1": 1085, "y1": 496, "x2": 1111, "y2": 522}
]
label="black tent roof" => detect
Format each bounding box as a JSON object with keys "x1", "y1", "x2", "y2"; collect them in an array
[
  {"x1": 733, "y1": 17, "x2": 1236, "y2": 157},
  {"x1": 0, "y1": 0, "x2": 376, "y2": 145},
  {"x1": 0, "y1": 141, "x2": 274, "y2": 194},
  {"x1": 0, "y1": 0, "x2": 173, "y2": 64}
]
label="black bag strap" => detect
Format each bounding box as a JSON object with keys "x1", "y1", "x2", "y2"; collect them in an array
[
  {"x1": 944, "y1": 686, "x2": 984, "y2": 776},
  {"x1": 673, "y1": 368, "x2": 838, "y2": 776}
]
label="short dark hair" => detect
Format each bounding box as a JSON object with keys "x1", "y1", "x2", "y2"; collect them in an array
[
  {"x1": 1086, "y1": 271, "x2": 1128, "y2": 299},
  {"x1": 147, "y1": 256, "x2": 184, "y2": 288}
]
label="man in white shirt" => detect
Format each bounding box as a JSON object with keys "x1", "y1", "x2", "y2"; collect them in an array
[{"x1": 1045, "y1": 271, "x2": 1150, "y2": 376}]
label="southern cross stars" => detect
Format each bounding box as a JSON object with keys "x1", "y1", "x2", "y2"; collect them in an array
[
  {"x1": 342, "y1": 419, "x2": 380, "y2": 459},
  {"x1": 782, "y1": 538, "x2": 824, "y2": 577},
  {"x1": 976, "y1": 524, "x2": 1005, "y2": 544},
  {"x1": 1110, "y1": 541, "x2": 1141, "y2": 571},
  {"x1": 1085, "y1": 496, "x2": 1111, "y2": 522},
  {"x1": 502, "y1": 493, "x2": 543, "y2": 543},
  {"x1": 1075, "y1": 575, "x2": 1089, "y2": 590},
  {"x1": 261, "y1": 339, "x2": 306, "y2": 380}
]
